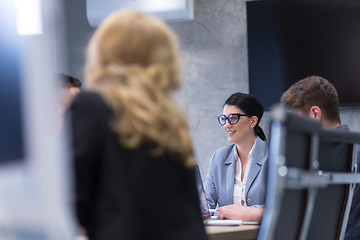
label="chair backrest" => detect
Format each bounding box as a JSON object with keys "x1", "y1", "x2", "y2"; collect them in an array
[
  {"x1": 307, "y1": 129, "x2": 360, "y2": 240},
  {"x1": 258, "y1": 106, "x2": 321, "y2": 240},
  {"x1": 258, "y1": 105, "x2": 360, "y2": 240}
]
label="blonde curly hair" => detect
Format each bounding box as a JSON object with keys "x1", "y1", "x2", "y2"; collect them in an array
[{"x1": 84, "y1": 10, "x2": 195, "y2": 168}]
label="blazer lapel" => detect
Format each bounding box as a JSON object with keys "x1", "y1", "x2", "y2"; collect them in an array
[
  {"x1": 246, "y1": 138, "x2": 268, "y2": 195},
  {"x1": 224, "y1": 145, "x2": 236, "y2": 205}
]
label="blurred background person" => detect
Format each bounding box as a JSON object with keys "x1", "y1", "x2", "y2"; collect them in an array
[
  {"x1": 204, "y1": 92, "x2": 268, "y2": 222},
  {"x1": 68, "y1": 10, "x2": 207, "y2": 240},
  {"x1": 54, "y1": 73, "x2": 82, "y2": 129}
]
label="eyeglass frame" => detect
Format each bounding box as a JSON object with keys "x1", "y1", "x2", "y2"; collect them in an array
[{"x1": 217, "y1": 113, "x2": 251, "y2": 126}]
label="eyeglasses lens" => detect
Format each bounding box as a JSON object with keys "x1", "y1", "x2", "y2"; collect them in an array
[
  {"x1": 218, "y1": 114, "x2": 241, "y2": 125},
  {"x1": 228, "y1": 115, "x2": 240, "y2": 124},
  {"x1": 218, "y1": 116, "x2": 225, "y2": 125}
]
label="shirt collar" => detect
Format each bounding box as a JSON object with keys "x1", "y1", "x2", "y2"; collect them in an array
[
  {"x1": 248, "y1": 138, "x2": 257, "y2": 158},
  {"x1": 234, "y1": 138, "x2": 257, "y2": 159}
]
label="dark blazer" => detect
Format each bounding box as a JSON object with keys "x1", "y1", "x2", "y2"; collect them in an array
[
  {"x1": 204, "y1": 138, "x2": 268, "y2": 209},
  {"x1": 69, "y1": 91, "x2": 207, "y2": 240},
  {"x1": 338, "y1": 125, "x2": 360, "y2": 240}
]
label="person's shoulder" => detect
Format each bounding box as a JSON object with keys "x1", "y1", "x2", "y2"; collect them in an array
[
  {"x1": 73, "y1": 91, "x2": 106, "y2": 108},
  {"x1": 254, "y1": 138, "x2": 269, "y2": 165},
  {"x1": 337, "y1": 124, "x2": 350, "y2": 131},
  {"x1": 71, "y1": 91, "x2": 111, "y2": 116},
  {"x1": 73, "y1": 91, "x2": 104, "y2": 105},
  {"x1": 256, "y1": 137, "x2": 269, "y2": 151},
  {"x1": 209, "y1": 144, "x2": 236, "y2": 168},
  {"x1": 213, "y1": 144, "x2": 235, "y2": 158}
]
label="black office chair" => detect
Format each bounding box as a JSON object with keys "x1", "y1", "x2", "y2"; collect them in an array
[
  {"x1": 258, "y1": 106, "x2": 321, "y2": 240},
  {"x1": 307, "y1": 129, "x2": 360, "y2": 240},
  {"x1": 258, "y1": 105, "x2": 360, "y2": 240}
]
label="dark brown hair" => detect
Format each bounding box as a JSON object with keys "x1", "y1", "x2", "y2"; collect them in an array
[
  {"x1": 281, "y1": 76, "x2": 340, "y2": 123},
  {"x1": 59, "y1": 73, "x2": 82, "y2": 89},
  {"x1": 225, "y1": 92, "x2": 267, "y2": 141}
]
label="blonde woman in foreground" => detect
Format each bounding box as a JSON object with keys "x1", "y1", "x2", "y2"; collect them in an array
[{"x1": 69, "y1": 10, "x2": 207, "y2": 240}]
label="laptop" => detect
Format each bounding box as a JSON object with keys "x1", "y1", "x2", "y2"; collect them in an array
[{"x1": 195, "y1": 165, "x2": 243, "y2": 226}]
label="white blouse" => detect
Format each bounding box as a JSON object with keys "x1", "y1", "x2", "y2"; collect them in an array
[{"x1": 233, "y1": 139, "x2": 257, "y2": 206}]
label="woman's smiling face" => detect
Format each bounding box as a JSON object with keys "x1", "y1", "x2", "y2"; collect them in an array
[{"x1": 222, "y1": 104, "x2": 256, "y2": 144}]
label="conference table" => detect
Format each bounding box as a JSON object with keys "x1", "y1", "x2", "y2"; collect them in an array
[
  {"x1": 206, "y1": 224, "x2": 260, "y2": 240},
  {"x1": 76, "y1": 224, "x2": 260, "y2": 240}
]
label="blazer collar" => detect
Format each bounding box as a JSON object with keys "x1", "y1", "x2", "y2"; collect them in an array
[
  {"x1": 224, "y1": 144, "x2": 236, "y2": 165},
  {"x1": 223, "y1": 139, "x2": 268, "y2": 204},
  {"x1": 224, "y1": 139, "x2": 267, "y2": 165},
  {"x1": 224, "y1": 144, "x2": 237, "y2": 204},
  {"x1": 246, "y1": 138, "x2": 268, "y2": 192}
]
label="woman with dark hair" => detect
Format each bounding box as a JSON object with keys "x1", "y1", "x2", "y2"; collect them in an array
[{"x1": 204, "y1": 92, "x2": 268, "y2": 222}]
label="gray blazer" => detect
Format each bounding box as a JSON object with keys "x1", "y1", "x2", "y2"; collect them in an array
[{"x1": 204, "y1": 137, "x2": 269, "y2": 209}]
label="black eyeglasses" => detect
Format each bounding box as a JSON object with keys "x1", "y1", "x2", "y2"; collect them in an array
[{"x1": 217, "y1": 113, "x2": 250, "y2": 126}]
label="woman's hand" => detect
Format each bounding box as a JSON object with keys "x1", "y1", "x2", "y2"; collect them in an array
[{"x1": 217, "y1": 204, "x2": 264, "y2": 222}]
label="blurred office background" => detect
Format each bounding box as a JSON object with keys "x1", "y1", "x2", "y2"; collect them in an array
[
  {"x1": 1, "y1": 1, "x2": 360, "y2": 238},
  {"x1": 62, "y1": 0, "x2": 360, "y2": 179},
  {"x1": 0, "y1": 0, "x2": 75, "y2": 239}
]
